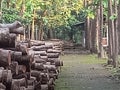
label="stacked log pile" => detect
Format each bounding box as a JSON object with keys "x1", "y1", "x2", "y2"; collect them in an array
[
  {"x1": 29, "y1": 40, "x2": 63, "y2": 90},
  {"x1": 0, "y1": 22, "x2": 63, "y2": 90}
]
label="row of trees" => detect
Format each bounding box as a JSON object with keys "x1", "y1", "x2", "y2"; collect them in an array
[
  {"x1": 0, "y1": 0, "x2": 84, "y2": 42},
  {"x1": 84, "y1": 0, "x2": 120, "y2": 67},
  {"x1": 1, "y1": 0, "x2": 119, "y2": 67}
]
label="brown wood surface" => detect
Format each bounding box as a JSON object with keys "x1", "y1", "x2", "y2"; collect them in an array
[{"x1": 0, "y1": 49, "x2": 11, "y2": 67}]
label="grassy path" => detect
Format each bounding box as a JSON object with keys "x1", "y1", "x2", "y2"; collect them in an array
[{"x1": 55, "y1": 55, "x2": 120, "y2": 90}]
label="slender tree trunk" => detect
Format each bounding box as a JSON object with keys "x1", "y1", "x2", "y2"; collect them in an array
[
  {"x1": 113, "y1": 0, "x2": 118, "y2": 67},
  {"x1": 91, "y1": 17, "x2": 97, "y2": 53},
  {"x1": 108, "y1": 0, "x2": 117, "y2": 67},
  {"x1": 89, "y1": 19, "x2": 92, "y2": 52},
  {"x1": 108, "y1": 1, "x2": 113, "y2": 64},
  {"x1": 99, "y1": 0, "x2": 104, "y2": 58},
  {"x1": 96, "y1": 6, "x2": 100, "y2": 57},
  {"x1": 39, "y1": 22, "x2": 43, "y2": 40},
  {"x1": 0, "y1": 0, "x2": 2, "y2": 22},
  {"x1": 31, "y1": 9, "x2": 35, "y2": 40},
  {"x1": 118, "y1": 0, "x2": 120, "y2": 54},
  {"x1": 28, "y1": 24, "x2": 31, "y2": 40},
  {"x1": 85, "y1": 1, "x2": 90, "y2": 49}
]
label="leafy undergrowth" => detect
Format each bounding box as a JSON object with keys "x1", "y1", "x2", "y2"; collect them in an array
[
  {"x1": 108, "y1": 66, "x2": 120, "y2": 81},
  {"x1": 55, "y1": 54, "x2": 107, "y2": 90}
]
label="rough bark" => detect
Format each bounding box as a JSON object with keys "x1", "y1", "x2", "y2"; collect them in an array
[
  {"x1": 0, "y1": 21, "x2": 22, "y2": 30},
  {"x1": 10, "y1": 27, "x2": 25, "y2": 35},
  {"x1": 0, "y1": 49, "x2": 11, "y2": 67},
  {"x1": 118, "y1": 0, "x2": 120, "y2": 54},
  {"x1": 0, "y1": 29, "x2": 16, "y2": 48}
]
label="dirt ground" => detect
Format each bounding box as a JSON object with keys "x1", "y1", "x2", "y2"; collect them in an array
[{"x1": 55, "y1": 55, "x2": 120, "y2": 90}]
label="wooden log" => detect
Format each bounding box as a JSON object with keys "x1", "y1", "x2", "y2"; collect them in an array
[
  {"x1": 31, "y1": 63, "x2": 44, "y2": 71},
  {"x1": 26, "y1": 86, "x2": 34, "y2": 90},
  {"x1": 12, "y1": 78, "x2": 27, "y2": 87},
  {"x1": 31, "y1": 70, "x2": 41, "y2": 82},
  {"x1": 47, "y1": 58, "x2": 59, "y2": 63},
  {"x1": 18, "y1": 65, "x2": 27, "y2": 74},
  {"x1": 41, "y1": 73, "x2": 49, "y2": 84},
  {"x1": 29, "y1": 50, "x2": 47, "y2": 56},
  {"x1": 47, "y1": 49, "x2": 61, "y2": 54},
  {"x1": 0, "y1": 83, "x2": 6, "y2": 90},
  {"x1": 13, "y1": 55, "x2": 31, "y2": 63},
  {"x1": 43, "y1": 65, "x2": 56, "y2": 71},
  {"x1": 0, "y1": 49, "x2": 11, "y2": 67},
  {"x1": 34, "y1": 58, "x2": 46, "y2": 64},
  {"x1": 13, "y1": 72, "x2": 30, "y2": 80},
  {"x1": 32, "y1": 45, "x2": 53, "y2": 51},
  {"x1": 53, "y1": 47, "x2": 62, "y2": 51},
  {"x1": 11, "y1": 80, "x2": 20, "y2": 90},
  {"x1": 31, "y1": 46, "x2": 46, "y2": 51},
  {"x1": 11, "y1": 78, "x2": 27, "y2": 90},
  {"x1": 31, "y1": 41, "x2": 45, "y2": 46},
  {"x1": 9, "y1": 34, "x2": 16, "y2": 47},
  {"x1": 10, "y1": 27, "x2": 24, "y2": 35},
  {"x1": 15, "y1": 55, "x2": 32, "y2": 72},
  {"x1": 16, "y1": 44, "x2": 28, "y2": 55},
  {"x1": 34, "y1": 81, "x2": 41, "y2": 90},
  {"x1": 41, "y1": 84, "x2": 48, "y2": 90},
  {"x1": 0, "y1": 67, "x2": 4, "y2": 70},
  {"x1": 27, "y1": 78, "x2": 36, "y2": 86},
  {"x1": 11, "y1": 53, "x2": 32, "y2": 73},
  {"x1": 55, "y1": 60, "x2": 63, "y2": 66},
  {"x1": 0, "y1": 21, "x2": 22, "y2": 30},
  {"x1": 34, "y1": 51, "x2": 47, "y2": 56},
  {"x1": 0, "y1": 29, "x2": 16, "y2": 48},
  {"x1": 20, "y1": 86, "x2": 35, "y2": 90},
  {"x1": 40, "y1": 56, "x2": 48, "y2": 61},
  {"x1": 11, "y1": 51, "x2": 22, "y2": 61},
  {"x1": 48, "y1": 78, "x2": 55, "y2": 90},
  {"x1": 20, "y1": 86, "x2": 26, "y2": 90},
  {"x1": 16, "y1": 40, "x2": 31, "y2": 48},
  {"x1": 47, "y1": 53, "x2": 59, "y2": 58},
  {"x1": 48, "y1": 78, "x2": 54, "y2": 85},
  {"x1": 0, "y1": 70, "x2": 12, "y2": 89},
  {"x1": 48, "y1": 72, "x2": 58, "y2": 79},
  {"x1": 12, "y1": 55, "x2": 31, "y2": 72},
  {"x1": 8, "y1": 61, "x2": 19, "y2": 75},
  {"x1": 21, "y1": 86, "x2": 35, "y2": 90}
]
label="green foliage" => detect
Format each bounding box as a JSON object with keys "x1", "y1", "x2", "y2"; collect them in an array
[
  {"x1": 0, "y1": 0, "x2": 86, "y2": 43},
  {"x1": 109, "y1": 14, "x2": 117, "y2": 20},
  {"x1": 2, "y1": 8, "x2": 21, "y2": 23}
]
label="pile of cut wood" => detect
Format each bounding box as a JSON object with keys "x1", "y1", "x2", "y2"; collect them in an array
[{"x1": 0, "y1": 21, "x2": 63, "y2": 90}]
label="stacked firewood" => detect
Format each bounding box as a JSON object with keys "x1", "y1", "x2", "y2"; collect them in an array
[
  {"x1": 0, "y1": 21, "x2": 63, "y2": 90},
  {"x1": 29, "y1": 40, "x2": 63, "y2": 90}
]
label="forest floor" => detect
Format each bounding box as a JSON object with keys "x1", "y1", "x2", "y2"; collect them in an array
[{"x1": 55, "y1": 54, "x2": 120, "y2": 90}]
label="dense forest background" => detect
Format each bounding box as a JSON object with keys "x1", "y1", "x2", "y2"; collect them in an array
[
  {"x1": 0, "y1": 0, "x2": 85, "y2": 44},
  {"x1": 1, "y1": 0, "x2": 120, "y2": 67}
]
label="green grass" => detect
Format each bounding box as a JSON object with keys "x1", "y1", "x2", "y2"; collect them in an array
[
  {"x1": 55, "y1": 54, "x2": 107, "y2": 90},
  {"x1": 60, "y1": 54, "x2": 107, "y2": 64}
]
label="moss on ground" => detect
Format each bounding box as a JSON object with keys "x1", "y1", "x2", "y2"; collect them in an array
[{"x1": 55, "y1": 54, "x2": 107, "y2": 90}]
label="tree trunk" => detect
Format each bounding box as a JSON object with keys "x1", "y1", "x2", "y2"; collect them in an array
[
  {"x1": 113, "y1": 0, "x2": 119, "y2": 67},
  {"x1": 0, "y1": 21, "x2": 22, "y2": 30},
  {"x1": 98, "y1": 0, "x2": 104, "y2": 58},
  {"x1": 0, "y1": 0, "x2": 2, "y2": 21},
  {"x1": 118, "y1": 0, "x2": 120, "y2": 54},
  {"x1": 0, "y1": 49, "x2": 11, "y2": 67},
  {"x1": 0, "y1": 29, "x2": 16, "y2": 48},
  {"x1": 108, "y1": 0, "x2": 118, "y2": 67},
  {"x1": 10, "y1": 27, "x2": 25, "y2": 35},
  {"x1": 31, "y1": 9, "x2": 35, "y2": 40}
]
